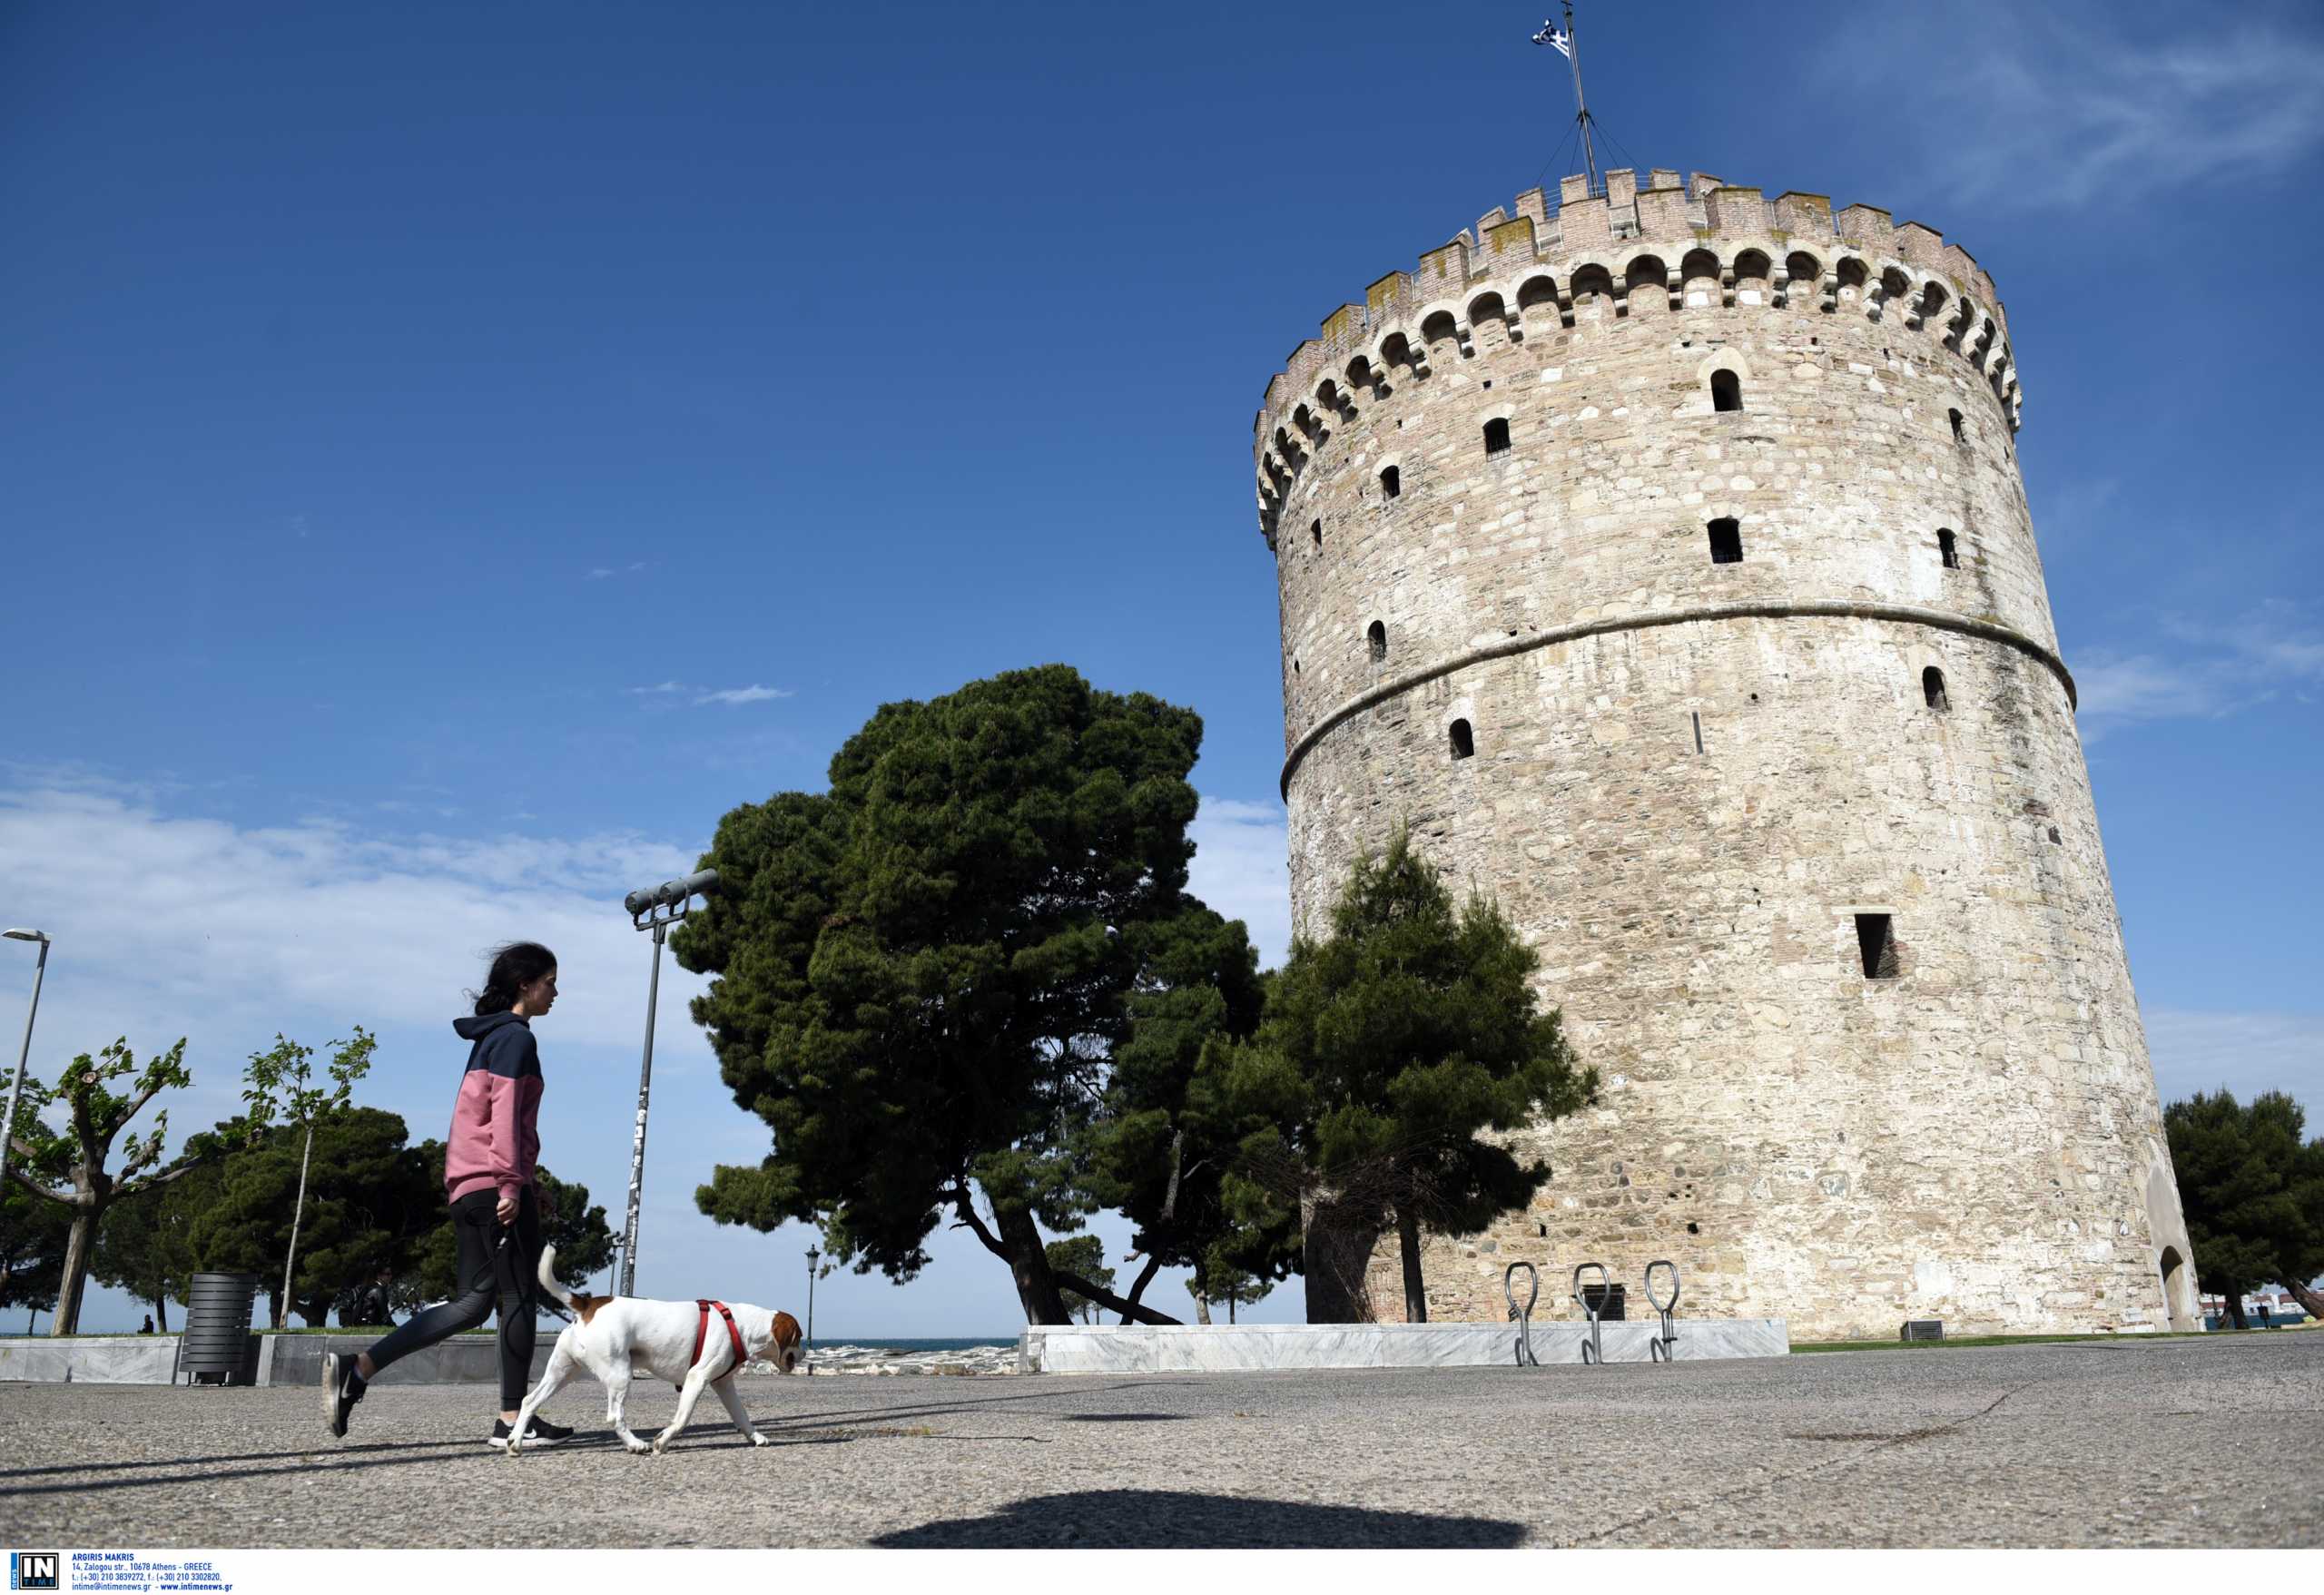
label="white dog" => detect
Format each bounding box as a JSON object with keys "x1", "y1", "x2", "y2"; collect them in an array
[{"x1": 507, "y1": 1244, "x2": 804, "y2": 1455}]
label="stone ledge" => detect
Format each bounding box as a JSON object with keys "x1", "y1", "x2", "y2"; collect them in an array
[
  {"x1": 1019, "y1": 1319, "x2": 1788, "y2": 1373},
  {"x1": 0, "y1": 1334, "x2": 555, "y2": 1388}
]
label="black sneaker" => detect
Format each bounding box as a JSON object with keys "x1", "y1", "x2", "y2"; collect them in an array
[
  {"x1": 489, "y1": 1415, "x2": 573, "y2": 1451},
  {"x1": 321, "y1": 1353, "x2": 364, "y2": 1440}
]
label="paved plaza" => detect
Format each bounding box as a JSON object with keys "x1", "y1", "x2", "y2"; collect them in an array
[{"x1": 2, "y1": 1334, "x2": 2316, "y2": 1549}]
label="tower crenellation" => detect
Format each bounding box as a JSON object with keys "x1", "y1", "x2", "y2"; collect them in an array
[
  {"x1": 1255, "y1": 170, "x2": 2198, "y2": 1339},
  {"x1": 1256, "y1": 170, "x2": 2020, "y2": 552}
]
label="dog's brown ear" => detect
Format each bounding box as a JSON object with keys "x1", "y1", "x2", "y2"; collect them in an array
[{"x1": 772, "y1": 1310, "x2": 802, "y2": 1349}]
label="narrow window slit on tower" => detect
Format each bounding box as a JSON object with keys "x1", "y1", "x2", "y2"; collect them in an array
[
  {"x1": 1482, "y1": 418, "x2": 1511, "y2": 455},
  {"x1": 1380, "y1": 465, "x2": 1401, "y2": 498},
  {"x1": 1923, "y1": 666, "x2": 1949, "y2": 711},
  {"x1": 1708, "y1": 517, "x2": 1742, "y2": 564},
  {"x1": 1937, "y1": 527, "x2": 1957, "y2": 569},
  {"x1": 1710, "y1": 369, "x2": 1742, "y2": 412},
  {"x1": 1367, "y1": 620, "x2": 1386, "y2": 661},
  {"x1": 1311, "y1": 518, "x2": 1323, "y2": 550},
  {"x1": 1449, "y1": 719, "x2": 1474, "y2": 760},
  {"x1": 1691, "y1": 712, "x2": 1705, "y2": 754},
  {"x1": 1948, "y1": 409, "x2": 1965, "y2": 444},
  {"x1": 1855, "y1": 913, "x2": 1899, "y2": 980}
]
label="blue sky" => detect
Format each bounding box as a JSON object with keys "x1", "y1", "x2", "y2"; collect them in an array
[{"x1": 3, "y1": 0, "x2": 2319, "y2": 1334}]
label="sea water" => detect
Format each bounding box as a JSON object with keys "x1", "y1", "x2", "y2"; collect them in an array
[{"x1": 754, "y1": 1334, "x2": 1019, "y2": 1377}]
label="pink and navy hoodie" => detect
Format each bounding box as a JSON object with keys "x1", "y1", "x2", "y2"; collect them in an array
[{"x1": 444, "y1": 1011, "x2": 543, "y2": 1205}]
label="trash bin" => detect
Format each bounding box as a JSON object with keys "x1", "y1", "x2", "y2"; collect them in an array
[
  {"x1": 1581, "y1": 1282, "x2": 1626, "y2": 1321},
  {"x1": 176, "y1": 1273, "x2": 261, "y2": 1385}
]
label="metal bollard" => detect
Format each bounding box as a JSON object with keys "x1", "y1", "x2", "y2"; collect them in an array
[
  {"x1": 1571, "y1": 1262, "x2": 1610, "y2": 1364},
  {"x1": 1505, "y1": 1262, "x2": 1541, "y2": 1365},
  {"x1": 1646, "y1": 1259, "x2": 1680, "y2": 1363}
]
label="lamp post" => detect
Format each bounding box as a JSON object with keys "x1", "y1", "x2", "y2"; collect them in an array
[
  {"x1": 803, "y1": 1245, "x2": 819, "y2": 1375},
  {"x1": 1, "y1": 930, "x2": 52, "y2": 1198},
  {"x1": 614, "y1": 871, "x2": 718, "y2": 1298}
]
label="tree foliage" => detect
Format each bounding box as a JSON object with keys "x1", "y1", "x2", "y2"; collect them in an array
[
  {"x1": 1045, "y1": 1235, "x2": 1114, "y2": 1324},
  {"x1": 186, "y1": 1107, "x2": 439, "y2": 1327},
  {"x1": 1070, "y1": 905, "x2": 1295, "y2": 1314},
  {"x1": 2165, "y1": 1089, "x2": 2324, "y2": 1325},
  {"x1": 0, "y1": 1177, "x2": 70, "y2": 1324},
  {"x1": 240, "y1": 1029, "x2": 376, "y2": 1327},
  {"x1": 3, "y1": 1038, "x2": 210, "y2": 1334},
  {"x1": 1206, "y1": 831, "x2": 1594, "y2": 1323},
  {"x1": 673, "y1": 665, "x2": 1257, "y2": 1324}
]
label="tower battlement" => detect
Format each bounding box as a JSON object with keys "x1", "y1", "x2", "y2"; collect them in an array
[{"x1": 1254, "y1": 171, "x2": 2021, "y2": 549}]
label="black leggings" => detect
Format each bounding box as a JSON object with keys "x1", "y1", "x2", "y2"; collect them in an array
[{"x1": 364, "y1": 1186, "x2": 540, "y2": 1407}]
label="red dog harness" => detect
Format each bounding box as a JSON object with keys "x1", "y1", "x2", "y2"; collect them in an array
[{"x1": 679, "y1": 1299, "x2": 749, "y2": 1388}]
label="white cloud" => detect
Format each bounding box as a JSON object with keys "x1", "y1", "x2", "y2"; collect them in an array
[
  {"x1": 626, "y1": 681, "x2": 685, "y2": 695},
  {"x1": 586, "y1": 567, "x2": 616, "y2": 580},
  {"x1": 1187, "y1": 795, "x2": 1290, "y2": 969},
  {"x1": 2145, "y1": 1008, "x2": 2323, "y2": 1121},
  {"x1": 2077, "y1": 600, "x2": 2323, "y2": 735},
  {"x1": 694, "y1": 684, "x2": 793, "y2": 706},
  {"x1": 1830, "y1": 4, "x2": 2324, "y2": 210}
]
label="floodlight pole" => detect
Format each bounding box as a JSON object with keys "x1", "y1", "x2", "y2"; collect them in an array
[
  {"x1": 615, "y1": 872, "x2": 717, "y2": 1298},
  {"x1": 0, "y1": 930, "x2": 52, "y2": 1198},
  {"x1": 618, "y1": 921, "x2": 665, "y2": 1299}
]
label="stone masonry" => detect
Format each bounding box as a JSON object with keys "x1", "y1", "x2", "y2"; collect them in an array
[{"x1": 1252, "y1": 169, "x2": 2201, "y2": 1339}]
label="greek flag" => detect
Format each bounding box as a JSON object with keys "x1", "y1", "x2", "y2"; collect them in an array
[{"x1": 1532, "y1": 21, "x2": 1571, "y2": 56}]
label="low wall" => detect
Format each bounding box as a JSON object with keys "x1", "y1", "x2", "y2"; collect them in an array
[
  {"x1": 0, "y1": 1333, "x2": 555, "y2": 1387},
  {"x1": 1019, "y1": 1319, "x2": 1789, "y2": 1373},
  {"x1": 0, "y1": 1336, "x2": 184, "y2": 1385}
]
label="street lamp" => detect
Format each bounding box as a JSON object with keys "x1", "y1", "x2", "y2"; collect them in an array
[
  {"x1": 803, "y1": 1245, "x2": 819, "y2": 1375},
  {"x1": 0, "y1": 930, "x2": 51, "y2": 1198},
  {"x1": 614, "y1": 871, "x2": 719, "y2": 1298}
]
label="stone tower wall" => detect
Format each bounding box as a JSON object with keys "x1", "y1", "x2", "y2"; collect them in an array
[{"x1": 1254, "y1": 169, "x2": 2201, "y2": 1339}]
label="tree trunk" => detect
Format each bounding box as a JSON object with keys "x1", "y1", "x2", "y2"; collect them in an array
[
  {"x1": 51, "y1": 1206, "x2": 95, "y2": 1335},
  {"x1": 153, "y1": 1293, "x2": 169, "y2": 1334},
  {"x1": 279, "y1": 1120, "x2": 315, "y2": 1332},
  {"x1": 995, "y1": 1205, "x2": 1072, "y2": 1324},
  {"x1": 2286, "y1": 1281, "x2": 2324, "y2": 1324},
  {"x1": 1396, "y1": 1206, "x2": 1428, "y2": 1324},
  {"x1": 1300, "y1": 1189, "x2": 1381, "y2": 1324},
  {"x1": 2226, "y1": 1291, "x2": 2248, "y2": 1330},
  {"x1": 1193, "y1": 1293, "x2": 1212, "y2": 1325},
  {"x1": 1121, "y1": 1253, "x2": 1162, "y2": 1314}
]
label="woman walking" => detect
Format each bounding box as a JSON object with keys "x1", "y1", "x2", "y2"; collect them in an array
[{"x1": 322, "y1": 941, "x2": 576, "y2": 1449}]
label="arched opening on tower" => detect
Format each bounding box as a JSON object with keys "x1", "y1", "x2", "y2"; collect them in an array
[
  {"x1": 1937, "y1": 527, "x2": 1958, "y2": 569},
  {"x1": 1449, "y1": 719, "x2": 1474, "y2": 760},
  {"x1": 1380, "y1": 465, "x2": 1401, "y2": 500},
  {"x1": 1923, "y1": 666, "x2": 1949, "y2": 712},
  {"x1": 1312, "y1": 518, "x2": 1323, "y2": 552},
  {"x1": 1708, "y1": 517, "x2": 1743, "y2": 564},
  {"x1": 1367, "y1": 620, "x2": 1387, "y2": 662},
  {"x1": 2160, "y1": 1246, "x2": 2189, "y2": 1326},
  {"x1": 1710, "y1": 369, "x2": 1743, "y2": 413},
  {"x1": 1482, "y1": 418, "x2": 1511, "y2": 456}
]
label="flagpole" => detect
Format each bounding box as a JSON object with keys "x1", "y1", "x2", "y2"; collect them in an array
[{"x1": 1565, "y1": 1, "x2": 1598, "y2": 195}]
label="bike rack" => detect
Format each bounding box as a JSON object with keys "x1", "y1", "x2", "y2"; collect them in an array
[
  {"x1": 1646, "y1": 1259, "x2": 1680, "y2": 1363},
  {"x1": 1504, "y1": 1261, "x2": 1541, "y2": 1365},
  {"x1": 1571, "y1": 1262, "x2": 1610, "y2": 1364}
]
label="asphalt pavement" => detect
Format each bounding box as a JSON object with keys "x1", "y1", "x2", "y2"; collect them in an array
[{"x1": 1, "y1": 1334, "x2": 2316, "y2": 1548}]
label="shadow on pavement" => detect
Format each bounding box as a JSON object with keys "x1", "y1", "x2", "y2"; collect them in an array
[
  {"x1": 1059, "y1": 1413, "x2": 1189, "y2": 1423},
  {"x1": 872, "y1": 1489, "x2": 1526, "y2": 1549}
]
